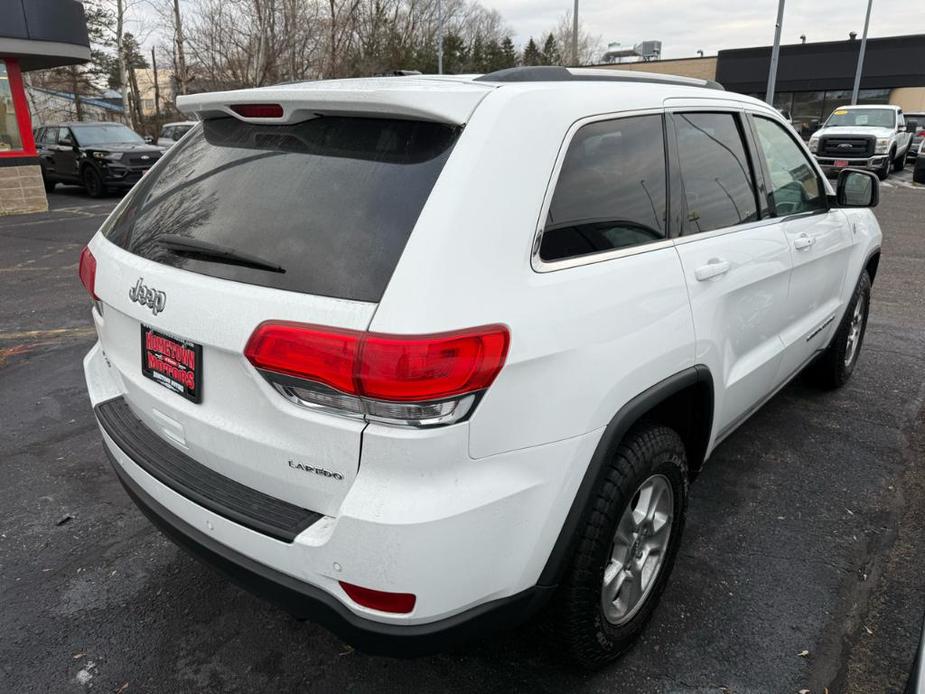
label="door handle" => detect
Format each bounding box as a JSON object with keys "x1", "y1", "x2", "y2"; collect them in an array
[
  {"x1": 794, "y1": 233, "x2": 815, "y2": 250},
  {"x1": 694, "y1": 258, "x2": 731, "y2": 281}
]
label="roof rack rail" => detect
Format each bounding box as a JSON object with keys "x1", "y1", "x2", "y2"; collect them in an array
[{"x1": 474, "y1": 66, "x2": 725, "y2": 91}]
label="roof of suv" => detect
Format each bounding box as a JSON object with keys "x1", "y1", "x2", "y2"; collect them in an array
[{"x1": 176, "y1": 67, "x2": 741, "y2": 127}]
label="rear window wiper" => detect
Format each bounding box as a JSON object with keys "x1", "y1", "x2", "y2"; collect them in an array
[{"x1": 157, "y1": 235, "x2": 286, "y2": 274}]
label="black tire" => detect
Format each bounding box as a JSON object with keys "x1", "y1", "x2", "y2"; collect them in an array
[
  {"x1": 914, "y1": 158, "x2": 925, "y2": 185},
  {"x1": 82, "y1": 166, "x2": 106, "y2": 198},
  {"x1": 41, "y1": 170, "x2": 56, "y2": 193},
  {"x1": 877, "y1": 151, "x2": 893, "y2": 180},
  {"x1": 893, "y1": 150, "x2": 906, "y2": 172},
  {"x1": 554, "y1": 423, "x2": 689, "y2": 669},
  {"x1": 808, "y1": 271, "x2": 871, "y2": 389}
]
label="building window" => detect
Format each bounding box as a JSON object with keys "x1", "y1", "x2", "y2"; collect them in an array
[{"x1": 0, "y1": 60, "x2": 25, "y2": 153}]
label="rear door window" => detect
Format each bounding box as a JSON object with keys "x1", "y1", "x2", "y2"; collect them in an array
[
  {"x1": 103, "y1": 116, "x2": 459, "y2": 303},
  {"x1": 672, "y1": 112, "x2": 759, "y2": 234},
  {"x1": 540, "y1": 114, "x2": 668, "y2": 262}
]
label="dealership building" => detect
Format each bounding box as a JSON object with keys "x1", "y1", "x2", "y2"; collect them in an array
[
  {"x1": 609, "y1": 33, "x2": 925, "y2": 138},
  {"x1": 0, "y1": 0, "x2": 90, "y2": 215}
]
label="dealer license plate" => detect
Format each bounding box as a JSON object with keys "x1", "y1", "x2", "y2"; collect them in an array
[{"x1": 141, "y1": 325, "x2": 202, "y2": 403}]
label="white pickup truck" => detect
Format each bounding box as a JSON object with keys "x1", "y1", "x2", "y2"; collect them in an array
[{"x1": 809, "y1": 104, "x2": 914, "y2": 180}]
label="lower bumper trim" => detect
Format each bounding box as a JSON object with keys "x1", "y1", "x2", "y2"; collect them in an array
[{"x1": 105, "y1": 448, "x2": 554, "y2": 657}]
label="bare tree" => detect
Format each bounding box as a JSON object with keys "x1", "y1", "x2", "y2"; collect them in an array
[{"x1": 554, "y1": 10, "x2": 601, "y2": 66}]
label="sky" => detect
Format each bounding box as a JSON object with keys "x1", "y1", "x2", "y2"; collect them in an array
[
  {"x1": 142, "y1": 1, "x2": 925, "y2": 62},
  {"x1": 488, "y1": 0, "x2": 925, "y2": 59}
]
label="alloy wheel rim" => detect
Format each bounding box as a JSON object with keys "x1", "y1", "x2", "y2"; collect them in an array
[
  {"x1": 844, "y1": 294, "x2": 866, "y2": 367},
  {"x1": 601, "y1": 473, "x2": 674, "y2": 626}
]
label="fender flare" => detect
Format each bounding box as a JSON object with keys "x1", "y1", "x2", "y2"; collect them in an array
[{"x1": 537, "y1": 364, "x2": 714, "y2": 588}]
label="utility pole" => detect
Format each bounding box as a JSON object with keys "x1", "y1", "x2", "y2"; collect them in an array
[
  {"x1": 152, "y1": 47, "x2": 162, "y2": 121},
  {"x1": 437, "y1": 0, "x2": 444, "y2": 74},
  {"x1": 572, "y1": 0, "x2": 579, "y2": 65},
  {"x1": 851, "y1": 0, "x2": 873, "y2": 105},
  {"x1": 173, "y1": 0, "x2": 189, "y2": 95},
  {"x1": 765, "y1": 0, "x2": 786, "y2": 105}
]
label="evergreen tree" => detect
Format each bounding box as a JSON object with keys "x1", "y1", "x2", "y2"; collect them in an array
[
  {"x1": 499, "y1": 36, "x2": 518, "y2": 68},
  {"x1": 541, "y1": 33, "x2": 561, "y2": 66},
  {"x1": 441, "y1": 32, "x2": 468, "y2": 74},
  {"x1": 522, "y1": 38, "x2": 542, "y2": 67},
  {"x1": 107, "y1": 32, "x2": 149, "y2": 90},
  {"x1": 468, "y1": 34, "x2": 486, "y2": 73}
]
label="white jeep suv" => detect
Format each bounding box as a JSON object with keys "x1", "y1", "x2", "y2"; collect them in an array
[{"x1": 81, "y1": 66, "x2": 882, "y2": 667}]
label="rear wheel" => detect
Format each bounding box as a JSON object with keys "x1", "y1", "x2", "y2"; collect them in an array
[
  {"x1": 809, "y1": 271, "x2": 871, "y2": 389},
  {"x1": 82, "y1": 166, "x2": 106, "y2": 198},
  {"x1": 554, "y1": 423, "x2": 688, "y2": 669}
]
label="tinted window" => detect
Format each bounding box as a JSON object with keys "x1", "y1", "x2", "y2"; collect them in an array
[
  {"x1": 541, "y1": 115, "x2": 667, "y2": 262},
  {"x1": 104, "y1": 116, "x2": 459, "y2": 302},
  {"x1": 674, "y1": 112, "x2": 758, "y2": 233},
  {"x1": 753, "y1": 117, "x2": 825, "y2": 216},
  {"x1": 58, "y1": 128, "x2": 74, "y2": 146}
]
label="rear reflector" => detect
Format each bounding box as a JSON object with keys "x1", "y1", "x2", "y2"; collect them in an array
[
  {"x1": 229, "y1": 103, "x2": 284, "y2": 118},
  {"x1": 78, "y1": 246, "x2": 98, "y2": 300},
  {"x1": 244, "y1": 322, "x2": 509, "y2": 403},
  {"x1": 339, "y1": 581, "x2": 416, "y2": 614}
]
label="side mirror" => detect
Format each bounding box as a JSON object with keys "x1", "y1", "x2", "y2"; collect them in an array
[
  {"x1": 907, "y1": 120, "x2": 919, "y2": 132},
  {"x1": 836, "y1": 169, "x2": 879, "y2": 208},
  {"x1": 898, "y1": 124, "x2": 907, "y2": 133},
  {"x1": 143, "y1": 135, "x2": 154, "y2": 144}
]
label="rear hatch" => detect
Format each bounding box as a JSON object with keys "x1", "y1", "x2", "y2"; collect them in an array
[{"x1": 90, "y1": 107, "x2": 465, "y2": 517}]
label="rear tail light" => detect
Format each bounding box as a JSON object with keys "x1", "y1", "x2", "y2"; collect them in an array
[
  {"x1": 244, "y1": 322, "x2": 509, "y2": 427},
  {"x1": 339, "y1": 581, "x2": 416, "y2": 614},
  {"x1": 229, "y1": 103, "x2": 284, "y2": 118},
  {"x1": 78, "y1": 246, "x2": 98, "y2": 300}
]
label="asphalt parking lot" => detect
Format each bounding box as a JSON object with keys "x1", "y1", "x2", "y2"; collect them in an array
[{"x1": 2, "y1": 178, "x2": 924, "y2": 693}]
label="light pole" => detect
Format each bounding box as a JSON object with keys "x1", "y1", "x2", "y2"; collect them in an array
[
  {"x1": 437, "y1": 0, "x2": 444, "y2": 74},
  {"x1": 572, "y1": 0, "x2": 579, "y2": 66},
  {"x1": 765, "y1": 0, "x2": 786, "y2": 105},
  {"x1": 851, "y1": 0, "x2": 873, "y2": 105}
]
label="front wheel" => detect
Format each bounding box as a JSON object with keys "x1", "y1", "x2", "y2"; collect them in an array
[
  {"x1": 893, "y1": 150, "x2": 906, "y2": 172},
  {"x1": 877, "y1": 151, "x2": 893, "y2": 180},
  {"x1": 82, "y1": 166, "x2": 106, "y2": 198},
  {"x1": 809, "y1": 271, "x2": 871, "y2": 389},
  {"x1": 41, "y1": 169, "x2": 56, "y2": 193},
  {"x1": 554, "y1": 423, "x2": 688, "y2": 669}
]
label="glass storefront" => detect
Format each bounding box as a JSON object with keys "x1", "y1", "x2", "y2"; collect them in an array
[
  {"x1": 752, "y1": 88, "x2": 892, "y2": 139},
  {"x1": 0, "y1": 60, "x2": 25, "y2": 152}
]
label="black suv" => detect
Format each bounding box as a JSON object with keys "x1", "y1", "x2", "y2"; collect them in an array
[{"x1": 35, "y1": 122, "x2": 164, "y2": 197}]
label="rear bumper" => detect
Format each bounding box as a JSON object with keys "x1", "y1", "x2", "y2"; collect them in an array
[
  {"x1": 84, "y1": 339, "x2": 595, "y2": 654},
  {"x1": 105, "y1": 443, "x2": 553, "y2": 656}
]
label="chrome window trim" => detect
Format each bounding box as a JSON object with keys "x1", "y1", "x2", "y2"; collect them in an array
[{"x1": 531, "y1": 107, "x2": 671, "y2": 273}]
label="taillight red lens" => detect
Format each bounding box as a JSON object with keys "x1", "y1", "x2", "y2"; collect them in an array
[
  {"x1": 78, "y1": 246, "x2": 98, "y2": 300},
  {"x1": 339, "y1": 581, "x2": 416, "y2": 613},
  {"x1": 244, "y1": 323, "x2": 358, "y2": 394},
  {"x1": 358, "y1": 327, "x2": 509, "y2": 401},
  {"x1": 244, "y1": 322, "x2": 510, "y2": 403},
  {"x1": 229, "y1": 103, "x2": 284, "y2": 118}
]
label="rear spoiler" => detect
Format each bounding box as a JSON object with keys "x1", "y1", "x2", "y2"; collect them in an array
[{"x1": 175, "y1": 79, "x2": 495, "y2": 126}]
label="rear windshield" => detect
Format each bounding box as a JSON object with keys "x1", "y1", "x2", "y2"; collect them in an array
[{"x1": 103, "y1": 116, "x2": 459, "y2": 302}]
